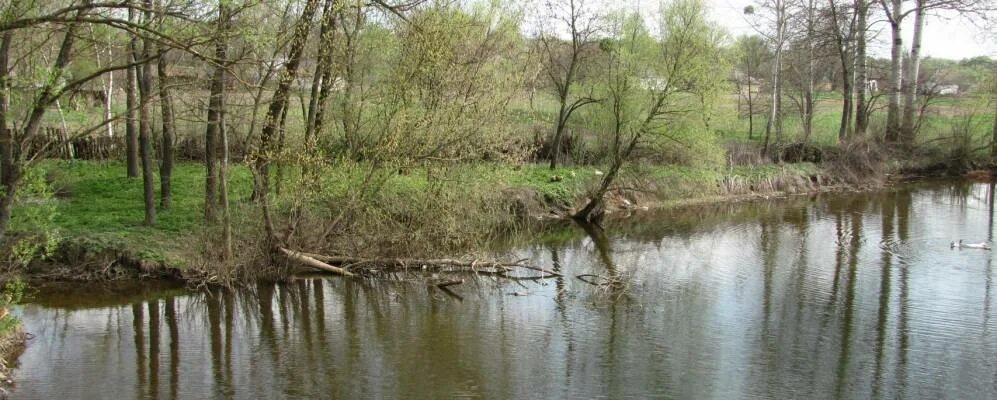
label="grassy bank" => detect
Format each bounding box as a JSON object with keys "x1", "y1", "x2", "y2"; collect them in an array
[{"x1": 7, "y1": 159, "x2": 824, "y2": 280}]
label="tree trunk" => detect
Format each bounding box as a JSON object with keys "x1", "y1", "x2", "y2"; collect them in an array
[
  {"x1": 900, "y1": 0, "x2": 925, "y2": 147},
  {"x1": 854, "y1": 0, "x2": 869, "y2": 136},
  {"x1": 255, "y1": 0, "x2": 320, "y2": 243},
  {"x1": 205, "y1": 5, "x2": 229, "y2": 222},
  {"x1": 157, "y1": 48, "x2": 174, "y2": 209},
  {"x1": 0, "y1": 32, "x2": 13, "y2": 239},
  {"x1": 885, "y1": 0, "x2": 902, "y2": 143},
  {"x1": 219, "y1": 89, "x2": 233, "y2": 261},
  {"x1": 839, "y1": 77, "x2": 853, "y2": 141},
  {"x1": 308, "y1": 0, "x2": 338, "y2": 149},
  {"x1": 747, "y1": 78, "x2": 754, "y2": 140},
  {"x1": 802, "y1": 0, "x2": 816, "y2": 143},
  {"x1": 304, "y1": 0, "x2": 336, "y2": 144},
  {"x1": 763, "y1": 0, "x2": 785, "y2": 158},
  {"x1": 138, "y1": 3, "x2": 157, "y2": 226},
  {"x1": 550, "y1": 100, "x2": 569, "y2": 169},
  {"x1": 126, "y1": 5, "x2": 140, "y2": 177},
  {"x1": 90, "y1": 25, "x2": 115, "y2": 138}
]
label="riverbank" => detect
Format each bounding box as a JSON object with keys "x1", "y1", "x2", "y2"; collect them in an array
[{"x1": 5, "y1": 156, "x2": 983, "y2": 283}]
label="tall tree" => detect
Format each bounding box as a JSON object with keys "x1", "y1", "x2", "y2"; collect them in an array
[
  {"x1": 899, "y1": 0, "x2": 925, "y2": 146},
  {"x1": 158, "y1": 46, "x2": 174, "y2": 209},
  {"x1": 747, "y1": 0, "x2": 789, "y2": 157},
  {"x1": 204, "y1": 3, "x2": 230, "y2": 222},
  {"x1": 828, "y1": 0, "x2": 857, "y2": 140},
  {"x1": 538, "y1": 0, "x2": 600, "y2": 169},
  {"x1": 734, "y1": 35, "x2": 770, "y2": 140},
  {"x1": 126, "y1": 4, "x2": 140, "y2": 177},
  {"x1": 138, "y1": 0, "x2": 157, "y2": 226},
  {"x1": 304, "y1": 0, "x2": 339, "y2": 146},
  {"x1": 881, "y1": 0, "x2": 904, "y2": 142}
]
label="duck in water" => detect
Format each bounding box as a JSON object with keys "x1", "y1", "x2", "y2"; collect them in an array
[{"x1": 950, "y1": 240, "x2": 992, "y2": 250}]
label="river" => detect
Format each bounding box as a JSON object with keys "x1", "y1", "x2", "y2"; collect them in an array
[{"x1": 9, "y1": 181, "x2": 997, "y2": 399}]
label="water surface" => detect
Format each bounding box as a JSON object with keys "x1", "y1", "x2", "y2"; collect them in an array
[{"x1": 11, "y1": 181, "x2": 997, "y2": 399}]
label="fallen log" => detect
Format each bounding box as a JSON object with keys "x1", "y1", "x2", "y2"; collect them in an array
[
  {"x1": 279, "y1": 247, "x2": 355, "y2": 277},
  {"x1": 296, "y1": 252, "x2": 562, "y2": 278}
]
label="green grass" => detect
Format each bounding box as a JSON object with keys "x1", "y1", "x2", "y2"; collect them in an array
[
  {"x1": 10, "y1": 161, "x2": 254, "y2": 262},
  {"x1": 9, "y1": 158, "x2": 829, "y2": 268}
]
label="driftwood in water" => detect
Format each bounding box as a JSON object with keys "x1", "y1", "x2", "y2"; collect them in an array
[
  {"x1": 279, "y1": 247, "x2": 354, "y2": 277},
  {"x1": 287, "y1": 250, "x2": 561, "y2": 279}
]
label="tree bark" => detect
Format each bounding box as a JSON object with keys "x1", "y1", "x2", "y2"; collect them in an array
[
  {"x1": 854, "y1": 0, "x2": 869, "y2": 136},
  {"x1": 157, "y1": 48, "x2": 174, "y2": 209},
  {"x1": 204, "y1": 4, "x2": 229, "y2": 222},
  {"x1": 884, "y1": 0, "x2": 903, "y2": 143},
  {"x1": 138, "y1": 1, "x2": 157, "y2": 226},
  {"x1": 900, "y1": 0, "x2": 925, "y2": 147},
  {"x1": 126, "y1": 5, "x2": 140, "y2": 177}
]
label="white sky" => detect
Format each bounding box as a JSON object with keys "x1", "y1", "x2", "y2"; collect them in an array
[
  {"x1": 603, "y1": 0, "x2": 997, "y2": 60},
  {"x1": 707, "y1": 0, "x2": 997, "y2": 59}
]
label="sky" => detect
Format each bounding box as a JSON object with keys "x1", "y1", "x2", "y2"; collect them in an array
[{"x1": 613, "y1": 0, "x2": 997, "y2": 60}]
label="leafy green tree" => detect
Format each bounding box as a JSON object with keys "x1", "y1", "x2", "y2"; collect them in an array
[{"x1": 575, "y1": 0, "x2": 729, "y2": 223}]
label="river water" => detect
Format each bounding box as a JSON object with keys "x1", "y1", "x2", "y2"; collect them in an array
[{"x1": 10, "y1": 181, "x2": 997, "y2": 399}]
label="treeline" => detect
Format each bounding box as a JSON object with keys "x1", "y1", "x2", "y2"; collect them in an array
[{"x1": 0, "y1": 0, "x2": 993, "y2": 269}]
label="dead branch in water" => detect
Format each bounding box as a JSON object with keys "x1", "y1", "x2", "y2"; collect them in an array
[
  {"x1": 576, "y1": 273, "x2": 624, "y2": 287},
  {"x1": 290, "y1": 251, "x2": 562, "y2": 279}
]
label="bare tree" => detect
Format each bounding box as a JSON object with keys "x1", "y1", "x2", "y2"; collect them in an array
[
  {"x1": 747, "y1": 1, "x2": 789, "y2": 157},
  {"x1": 537, "y1": 0, "x2": 600, "y2": 169},
  {"x1": 828, "y1": 0, "x2": 858, "y2": 140},
  {"x1": 734, "y1": 34, "x2": 770, "y2": 140}
]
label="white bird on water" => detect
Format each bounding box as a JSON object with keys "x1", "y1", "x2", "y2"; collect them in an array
[{"x1": 950, "y1": 240, "x2": 992, "y2": 250}]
